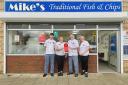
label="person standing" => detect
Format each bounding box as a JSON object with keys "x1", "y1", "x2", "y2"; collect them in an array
[
  {"x1": 43, "y1": 33, "x2": 56, "y2": 77},
  {"x1": 79, "y1": 35, "x2": 90, "y2": 77},
  {"x1": 68, "y1": 34, "x2": 79, "y2": 77},
  {"x1": 55, "y1": 36, "x2": 65, "y2": 76}
]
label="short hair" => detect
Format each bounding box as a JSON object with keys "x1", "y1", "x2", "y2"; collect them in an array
[
  {"x1": 59, "y1": 36, "x2": 63, "y2": 38},
  {"x1": 80, "y1": 35, "x2": 85, "y2": 39},
  {"x1": 50, "y1": 33, "x2": 54, "y2": 36},
  {"x1": 58, "y1": 36, "x2": 63, "y2": 40},
  {"x1": 70, "y1": 34, "x2": 75, "y2": 38}
]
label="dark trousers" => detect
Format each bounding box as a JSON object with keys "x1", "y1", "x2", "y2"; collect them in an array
[
  {"x1": 56, "y1": 55, "x2": 65, "y2": 72},
  {"x1": 79, "y1": 55, "x2": 89, "y2": 72}
]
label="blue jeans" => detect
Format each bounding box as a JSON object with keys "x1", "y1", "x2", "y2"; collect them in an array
[
  {"x1": 44, "y1": 54, "x2": 55, "y2": 74},
  {"x1": 68, "y1": 56, "x2": 79, "y2": 74}
]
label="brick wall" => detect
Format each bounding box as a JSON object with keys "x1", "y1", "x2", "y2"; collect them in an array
[
  {"x1": 6, "y1": 55, "x2": 97, "y2": 73},
  {"x1": 123, "y1": 60, "x2": 128, "y2": 73},
  {"x1": 123, "y1": 0, "x2": 128, "y2": 11},
  {"x1": 0, "y1": 0, "x2": 4, "y2": 12},
  {"x1": 0, "y1": 0, "x2": 4, "y2": 74}
]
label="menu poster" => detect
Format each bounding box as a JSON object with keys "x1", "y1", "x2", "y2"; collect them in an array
[{"x1": 123, "y1": 31, "x2": 128, "y2": 55}]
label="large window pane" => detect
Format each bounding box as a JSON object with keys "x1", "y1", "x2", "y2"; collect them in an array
[
  {"x1": 53, "y1": 30, "x2": 97, "y2": 53},
  {"x1": 79, "y1": 30, "x2": 97, "y2": 53},
  {"x1": 7, "y1": 23, "x2": 29, "y2": 29},
  {"x1": 31, "y1": 23, "x2": 51, "y2": 29},
  {"x1": 7, "y1": 30, "x2": 51, "y2": 54},
  {"x1": 76, "y1": 24, "x2": 96, "y2": 29},
  {"x1": 53, "y1": 24, "x2": 74, "y2": 29},
  {"x1": 98, "y1": 23, "x2": 120, "y2": 29}
]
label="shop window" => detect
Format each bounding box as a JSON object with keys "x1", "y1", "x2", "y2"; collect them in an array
[
  {"x1": 79, "y1": 30, "x2": 97, "y2": 53},
  {"x1": 31, "y1": 23, "x2": 52, "y2": 29},
  {"x1": 98, "y1": 24, "x2": 120, "y2": 29},
  {"x1": 123, "y1": 31, "x2": 128, "y2": 56},
  {"x1": 6, "y1": 23, "x2": 52, "y2": 55},
  {"x1": 7, "y1": 23, "x2": 29, "y2": 29},
  {"x1": 76, "y1": 24, "x2": 96, "y2": 29},
  {"x1": 53, "y1": 24, "x2": 74, "y2": 29},
  {"x1": 52, "y1": 30, "x2": 97, "y2": 53},
  {"x1": 7, "y1": 30, "x2": 51, "y2": 54},
  {"x1": 6, "y1": 23, "x2": 97, "y2": 55},
  {"x1": 124, "y1": 45, "x2": 128, "y2": 55}
]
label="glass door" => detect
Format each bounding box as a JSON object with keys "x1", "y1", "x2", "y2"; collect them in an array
[{"x1": 98, "y1": 30, "x2": 120, "y2": 73}]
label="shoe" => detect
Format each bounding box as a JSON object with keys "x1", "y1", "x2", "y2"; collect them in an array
[
  {"x1": 43, "y1": 74, "x2": 47, "y2": 77},
  {"x1": 51, "y1": 73, "x2": 54, "y2": 77},
  {"x1": 67, "y1": 72, "x2": 73, "y2": 75},
  {"x1": 58, "y1": 72, "x2": 61, "y2": 76},
  {"x1": 75, "y1": 74, "x2": 78, "y2": 77},
  {"x1": 85, "y1": 72, "x2": 88, "y2": 77},
  {"x1": 60, "y1": 71, "x2": 63, "y2": 76},
  {"x1": 81, "y1": 70, "x2": 85, "y2": 75}
]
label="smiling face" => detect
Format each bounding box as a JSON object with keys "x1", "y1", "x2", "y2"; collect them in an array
[
  {"x1": 49, "y1": 33, "x2": 54, "y2": 39},
  {"x1": 50, "y1": 35, "x2": 54, "y2": 39},
  {"x1": 69, "y1": 34, "x2": 75, "y2": 40},
  {"x1": 80, "y1": 36, "x2": 85, "y2": 42},
  {"x1": 59, "y1": 36, "x2": 63, "y2": 42}
]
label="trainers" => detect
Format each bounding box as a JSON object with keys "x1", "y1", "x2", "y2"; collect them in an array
[
  {"x1": 85, "y1": 72, "x2": 88, "y2": 77},
  {"x1": 51, "y1": 73, "x2": 54, "y2": 77},
  {"x1": 67, "y1": 72, "x2": 73, "y2": 75},
  {"x1": 58, "y1": 72, "x2": 61, "y2": 76},
  {"x1": 43, "y1": 74, "x2": 47, "y2": 77},
  {"x1": 75, "y1": 74, "x2": 78, "y2": 77},
  {"x1": 81, "y1": 70, "x2": 85, "y2": 75},
  {"x1": 60, "y1": 71, "x2": 63, "y2": 76}
]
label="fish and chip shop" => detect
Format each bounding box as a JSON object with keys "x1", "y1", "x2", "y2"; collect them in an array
[{"x1": 0, "y1": 0, "x2": 128, "y2": 74}]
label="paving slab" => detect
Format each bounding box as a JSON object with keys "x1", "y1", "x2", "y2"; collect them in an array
[{"x1": 0, "y1": 73, "x2": 128, "y2": 85}]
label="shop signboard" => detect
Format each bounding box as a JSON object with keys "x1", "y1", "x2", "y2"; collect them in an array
[{"x1": 5, "y1": 1, "x2": 122, "y2": 12}]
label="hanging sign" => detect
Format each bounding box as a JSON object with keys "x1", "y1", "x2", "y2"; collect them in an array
[
  {"x1": 38, "y1": 33, "x2": 46, "y2": 44},
  {"x1": 64, "y1": 42, "x2": 68, "y2": 53}
]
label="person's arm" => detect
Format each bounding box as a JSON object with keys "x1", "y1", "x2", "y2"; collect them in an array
[
  {"x1": 55, "y1": 44, "x2": 64, "y2": 51},
  {"x1": 44, "y1": 40, "x2": 47, "y2": 51},
  {"x1": 79, "y1": 42, "x2": 90, "y2": 56},
  {"x1": 55, "y1": 43, "x2": 60, "y2": 51},
  {"x1": 79, "y1": 46, "x2": 89, "y2": 55},
  {"x1": 69, "y1": 40, "x2": 79, "y2": 50},
  {"x1": 54, "y1": 41, "x2": 57, "y2": 51}
]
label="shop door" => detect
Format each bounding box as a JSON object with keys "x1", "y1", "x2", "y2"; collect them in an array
[{"x1": 98, "y1": 30, "x2": 120, "y2": 73}]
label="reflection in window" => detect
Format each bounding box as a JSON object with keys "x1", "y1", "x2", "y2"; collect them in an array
[{"x1": 7, "y1": 30, "x2": 51, "y2": 54}]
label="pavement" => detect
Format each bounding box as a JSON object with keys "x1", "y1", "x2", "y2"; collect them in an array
[{"x1": 0, "y1": 73, "x2": 128, "y2": 85}]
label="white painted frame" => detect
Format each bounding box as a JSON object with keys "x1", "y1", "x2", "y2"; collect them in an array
[
  {"x1": 3, "y1": 23, "x2": 6, "y2": 74},
  {"x1": 120, "y1": 22, "x2": 124, "y2": 73}
]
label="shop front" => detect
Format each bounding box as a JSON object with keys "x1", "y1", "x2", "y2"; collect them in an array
[
  {"x1": 0, "y1": 0, "x2": 128, "y2": 73},
  {"x1": 5, "y1": 22, "x2": 122, "y2": 73}
]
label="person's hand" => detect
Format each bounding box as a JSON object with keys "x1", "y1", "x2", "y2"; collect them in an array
[
  {"x1": 69, "y1": 46, "x2": 77, "y2": 50},
  {"x1": 55, "y1": 46, "x2": 59, "y2": 51},
  {"x1": 79, "y1": 52, "x2": 84, "y2": 56}
]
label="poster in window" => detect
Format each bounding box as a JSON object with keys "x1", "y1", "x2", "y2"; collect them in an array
[{"x1": 123, "y1": 31, "x2": 128, "y2": 55}]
